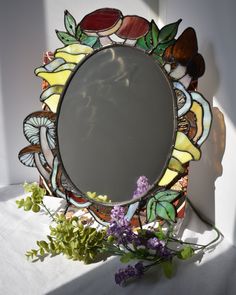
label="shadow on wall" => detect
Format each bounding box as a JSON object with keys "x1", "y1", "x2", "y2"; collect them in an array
[
  {"x1": 0, "y1": 0, "x2": 46, "y2": 185},
  {"x1": 188, "y1": 43, "x2": 226, "y2": 227}
]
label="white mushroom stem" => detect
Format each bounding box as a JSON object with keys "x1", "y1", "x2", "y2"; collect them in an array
[
  {"x1": 179, "y1": 74, "x2": 192, "y2": 89},
  {"x1": 170, "y1": 64, "x2": 186, "y2": 80},
  {"x1": 99, "y1": 36, "x2": 113, "y2": 46},
  {"x1": 124, "y1": 39, "x2": 137, "y2": 47},
  {"x1": 40, "y1": 126, "x2": 54, "y2": 167},
  {"x1": 34, "y1": 153, "x2": 50, "y2": 180}
]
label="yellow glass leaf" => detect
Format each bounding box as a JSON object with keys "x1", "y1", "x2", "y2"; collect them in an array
[
  {"x1": 37, "y1": 70, "x2": 72, "y2": 86},
  {"x1": 44, "y1": 94, "x2": 60, "y2": 113},
  {"x1": 175, "y1": 132, "x2": 201, "y2": 160},
  {"x1": 56, "y1": 44, "x2": 93, "y2": 54},
  {"x1": 172, "y1": 149, "x2": 192, "y2": 164},
  {"x1": 191, "y1": 101, "x2": 203, "y2": 142},
  {"x1": 55, "y1": 52, "x2": 86, "y2": 63},
  {"x1": 158, "y1": 169, "x2": 178, "y2": 186},
  {"x1": 168, "y1": 157, "x2": 185, "y2": 173}
]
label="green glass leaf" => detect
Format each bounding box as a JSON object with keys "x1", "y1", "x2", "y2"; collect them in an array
[
  {"x1": 154, "y1": 39, "x2": 175, "y2": 57},
  {"x1": 147, "y1": 198, "x2": 157, "y2": 222},
  {"x1": 81, "y1": 35, "x2": 98, "y2": 47},
  {"x1": 177, "y1": 246, "x2": 194, "y2": 260},
  {"x1": 151, "y1": 20, "x2": 159, "y2": 48},
  {"x1": 145, "y1": 31, "x2": 153, "y2": 49},
  {"x1": 76, "y1": 25, "x2": 82, "y2": 39},
  {"x1": 162, "y1": 261, "x2": 174, "y2": 278},
  {"x1": 156, "y1": 201, "x2": 176, "y2": 222},
  {"x1": 158, "y1": 19, "x2": 182, "y2": 44},
  {"x1": 56, "y1": 30, "x2": 79, "y2": 45},
  {"x1": 153, "y1": 55, "x2": 164, "y2": 65},
  {"x1": 136, "y1": 36, "x2": 150, "y2": 51},
  {"x1": 93, "y1": 39, "x2": 102, "y2": 50},
  {"x1": 64, "y1": 10, "x2": 76, "y2": 35},
  {"x1": 154, "y1": 190, "x2": 181, "y2": 202}
]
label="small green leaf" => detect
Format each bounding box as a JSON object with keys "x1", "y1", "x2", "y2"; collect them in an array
[
  {"x1": 156, "y1": 201, "x2": 176, "y2": 222},
  {"x1": 16, "y1": 199, "x2": 24, "y2": 208},
  {"x1": 39, "y1": 241, "x2": 49, "y2": 251},
  {"x1": 56, "y1": 30, "x2": 78, "y2": 45},
  {"x1": 158, "y1": 19, "x2": 182, "y2": 43},
  {"x1": 154, "y1": 190, "x2": 181, "y2": 202},
  {"x1": 24, "y1": 201, "x2": 33, "y2": 211},
  {"x1": 32, "y1": 203, "x2": 40, "y2": 213},
  {"x1": 120, "y1": 252, "x2": 135, "y2": 263},
  {"x1": 151, "y1": 20, "x2": 159, "y2": 48},
  {"x1": 162, "y1": 261, "x2": 174, "y2": 278},
  {"x1": 39, "y1": 248, "x2": 45, "y2": 256},
  {"x1": 64, "y1": 10, "x2": 76, "y2": 35},
  {"x1": 177, "y1": 246, "x2": 194, "y2": 260}
]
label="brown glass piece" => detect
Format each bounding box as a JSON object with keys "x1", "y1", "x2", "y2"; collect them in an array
[
  {"x1": 187, "y1": 53, "x2": 205, "y2": 80},
  {"x1": 116, "y1": 15, "x2": 149, "y2": 39},
  {"x1": 172, "y1": 28, "x2": 198, "y2": 65}
]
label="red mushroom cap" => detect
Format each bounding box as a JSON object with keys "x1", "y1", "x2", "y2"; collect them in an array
[
  {"x1": 80, "y1": 8, "x2": 122, "y2": 35},
  {"x1": 116, "y1": 16, "x2": 149, "y2": 40}
]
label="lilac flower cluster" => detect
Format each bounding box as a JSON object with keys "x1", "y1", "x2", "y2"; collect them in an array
[
  {"x1": 147, "y1": 237, "x2": 172, "y2": 258},
  {"x1": 115, "y1": 262, "x2": 145, "y2": 285},
  {"x1": 107, "y1": 205, "x2": 138, "y2": 245},
  {"x1": 133, "y1": 176, "x2": 151, "y2": 199}
]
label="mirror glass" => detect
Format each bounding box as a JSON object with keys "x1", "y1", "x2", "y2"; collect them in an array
[{"x1": 57, "y1": 45, "x2": 176, "y2": 203}]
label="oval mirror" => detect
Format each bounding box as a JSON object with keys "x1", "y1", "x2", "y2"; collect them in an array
[{"x1": 57, "y1": 45, "x2": 177, "y2": 204}]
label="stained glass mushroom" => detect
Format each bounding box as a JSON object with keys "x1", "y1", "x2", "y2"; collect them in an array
[
  {"x1": 163, "y1": 28, "x2": 205, "y2": 89},
  {"x1": 115, "y1": 16, "x2": 149, "y2": 46},
  {"x1": 18, "y1": 145, "x2": 49, "y2": 180},
  {"x1": 80, "y1": 8, "x2": 123, "y2": 46},
  {"x1": 23, "y1": 111, "x2": 56, "y2": 168}
]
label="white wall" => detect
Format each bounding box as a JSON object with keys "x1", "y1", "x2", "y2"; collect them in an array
[{"x1": 1, "y1": 0, "x2": 236, "y2": 245}]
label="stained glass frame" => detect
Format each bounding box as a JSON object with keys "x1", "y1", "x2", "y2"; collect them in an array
[{"x1": 19, "y1": 8, "x2": 212, "y2": 226}]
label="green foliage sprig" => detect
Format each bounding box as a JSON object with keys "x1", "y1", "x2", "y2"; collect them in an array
[
  {"x1": 16, "y1": 183, "x2": 46, "y2": 213},
  {"x1": 16, "y1": 183, "x2": 222, "y2": 287},
  {"x1": 26, "y1": 214, "x2": 107, "y2": 264}
]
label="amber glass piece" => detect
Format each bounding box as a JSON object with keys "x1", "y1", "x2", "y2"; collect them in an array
[
  {"x1": 80, "y1": 8, "x2": 122, "y2": 33},
  {"x1": 172, "y1": 28, "x2": 198, "y2": 65},
  {"x1": 116, "y1": 16, "x2": 149, "y2": 39},
  {"x1": 185, "y1": 111, "x2": 197, "y2": 140}
]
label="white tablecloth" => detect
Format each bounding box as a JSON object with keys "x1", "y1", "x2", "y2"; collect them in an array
[{"x1": 0, "y1": 185, "x2": 236, "y2": 295}]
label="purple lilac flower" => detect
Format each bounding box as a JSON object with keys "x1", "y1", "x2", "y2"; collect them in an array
[
  {"x1": 147, "y1": 237, "x2": 172, "y2": 258},
  {"x1": 107, "y1": 205, "x2": 140, "y2": 245},
  {"x1": 115, "y1": 262, "x2": 145, "y2": 285},
  {"x1": 133, "y1": 176, "x2": 151, "y2": 199}
]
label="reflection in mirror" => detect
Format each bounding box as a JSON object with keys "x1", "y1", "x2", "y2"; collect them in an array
[{"x1": 57, "y1": 45, "x2": 176, "y2": 204}]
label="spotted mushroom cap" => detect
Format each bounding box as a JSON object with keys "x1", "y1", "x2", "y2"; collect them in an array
[
  {"x1": 80, "y1": 8, "x2": 123, "y2": 36},
  {"x1": 18, "y1": 145, "x2": 47, "y2": 167},
  {"x1": 116, "y1": 15, "x2": 149, "y2": 40},
  {"x1": 23, "y1": 111, "x2": 56, "y2": 149}
]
